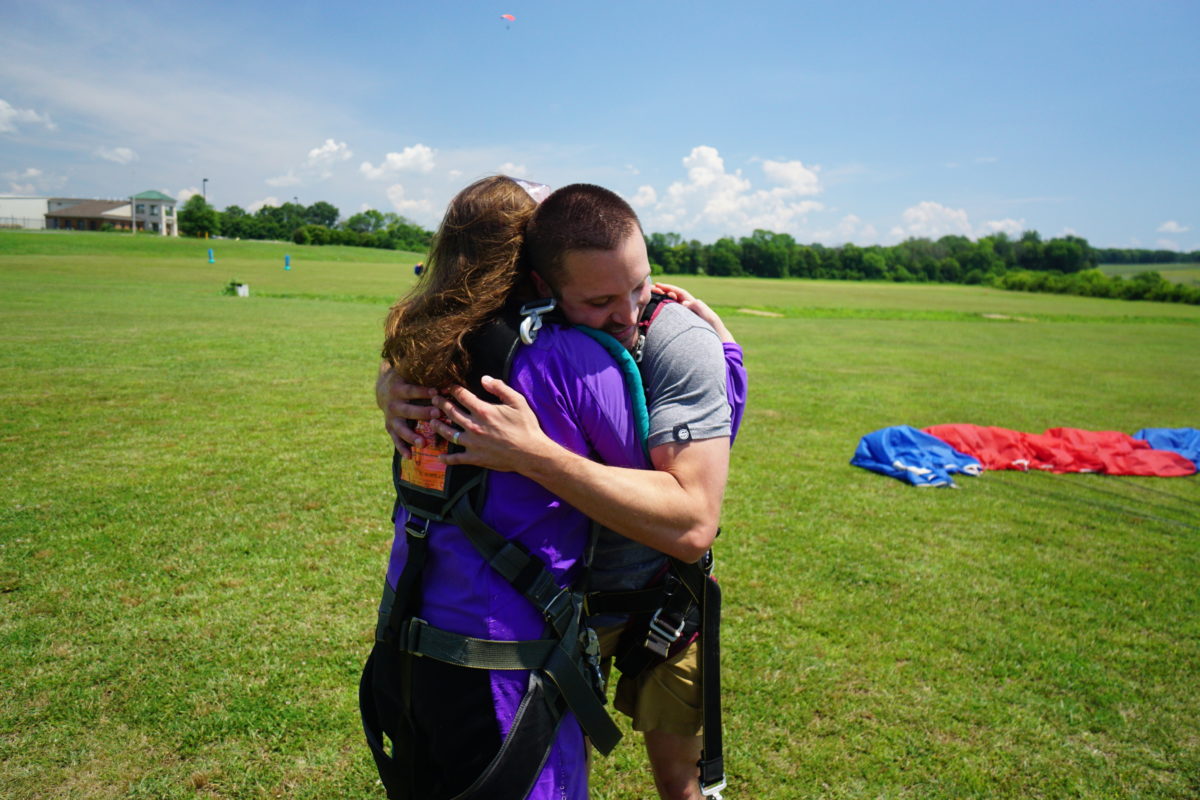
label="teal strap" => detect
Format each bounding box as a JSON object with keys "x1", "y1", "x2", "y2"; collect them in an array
[{"x1": 575, "y1": 326, "x2": 650, "y2": 460}]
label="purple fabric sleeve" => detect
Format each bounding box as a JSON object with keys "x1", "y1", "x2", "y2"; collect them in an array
[{"x1": 723, "y1": 342, "x2": 747, "y2": 445}]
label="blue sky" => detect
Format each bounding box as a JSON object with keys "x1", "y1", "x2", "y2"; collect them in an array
[{"x1": 2, "y1": 0, "x2": 1197, "y2": 250}]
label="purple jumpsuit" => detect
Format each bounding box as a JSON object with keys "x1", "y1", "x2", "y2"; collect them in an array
[{"x1": 385, "y1": 323, "x2": 645, "y2": 800}]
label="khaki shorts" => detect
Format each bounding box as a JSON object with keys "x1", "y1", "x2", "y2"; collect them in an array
[{"x1": 596, "y1": 623, "x2": 702, "y2": 737}]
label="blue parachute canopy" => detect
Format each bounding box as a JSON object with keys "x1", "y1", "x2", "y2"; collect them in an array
[
  {"x1": 851, "y1": 425, "x2": 983, "y2": 488},
  {"x1": 1132, "y1": 427, "x2": 1200, "y2": 466}
]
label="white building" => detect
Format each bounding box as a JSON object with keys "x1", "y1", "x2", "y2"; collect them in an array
[
  {"x1": 1, "y1": 190, "x2": 178, "y2": 235},
  {"x1": 0, "y1": 196, "x2": 50, "y2": 229}
]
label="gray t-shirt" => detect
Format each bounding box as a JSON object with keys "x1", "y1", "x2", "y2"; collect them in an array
[{"x1": 588, "y1": 301, "x2": 731, "y2": 624}]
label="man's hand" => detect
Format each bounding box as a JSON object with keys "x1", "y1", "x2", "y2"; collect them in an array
[
  {"x1": 376, "y1": 360, "x2": 440, "y2": 458},
  {"x1": 427, "y1": 376, "x2": 555, "y2": 472},
  {"x1": 652, "y1": 282, "x2": 734, "y2": 343}
]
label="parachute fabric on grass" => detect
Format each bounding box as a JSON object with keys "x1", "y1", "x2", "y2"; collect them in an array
[
  {"x1": 1132, "y1": 428, "x2": 1200, "y2": 467},
  {"x1": 924, "y1": 424, "x2": 1197, "y2": 477},
  {"x1": 850, "y1": 425, "x2": 984, "y2": 488}
]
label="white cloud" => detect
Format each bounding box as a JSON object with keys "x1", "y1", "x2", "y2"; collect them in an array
[
  {"x1": 626, "y1": 164, "x2": 640, "y2": 176},
  {"x1": 974, "y1": 156, "x2": 999, "y2": 164},
  {"x1": 305, "y1": 138, "x2": 352, "y2": 170},
  {"x1": 637, "y1": 145, "x2": 825, "y2": 238},
  {"x1": 386, "y1": 183, "x2": 431, "y2": 216},
  {"x1": 266, "y1": 139, "x2": 353, "y2": 186},
  {"x1": 1157, "y1": 220, "x2": 1189, "y2": 234},
  {"x1": 761, "y1": 159, "x2": 821, "y2": 195},
  {"x1": 265, "y1": 171, "x2": 301, "y2": 187},
  {"x1": 360, "y1": 144, "x2": 437, "y2": 179},
  {"x1": 95, "y1": 146, "x2": 137, "y2": 165},
  {"x1": 1156, "y1": 238, "x2": 1180, "y2": 251},
  {"x1": 890, "y1": 201, "x2": 974, "y2": 240},
  {"x1": 982, "y1": 218, "x2": 1025, "y2": 236},
  {"x1": 447, "y1": 169, "x2": 463, "y2": 180},
  {"x1": 176, "y1": 187, "x2": 199, "y2": 204},
  {"x1": 5, "y1": 167, "x2": 63, "y2": 194},
  {"x1": 248, "y1": 196, "x2": 281, "y2": 213},
  {"x1": 0, "y1": 98, "x2": 56, "y2": 133},
  {"x1": 498, "y1": 162, "x2": 529, "y2": 178},
  {"x1": 812, "y1": 214, "x2": 878, "y2": 246},
  {"x1": 631, "y1": 185, "x2": 657, "y2": 208}
]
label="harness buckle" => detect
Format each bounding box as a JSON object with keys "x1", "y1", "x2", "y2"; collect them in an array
[
  {"x1": 519, "y1": 298, "x2": 557, "y2": 345},
  {"x1": 645, "y1": 606, "x2": 686, "y2": 659},
  {"x1": 400, "y1": 617, "x2": 427, "y2": 656},
  {"x1": 700, "y1": 779, "x2": 727, "y2": 799},
  {"x1": 579, "y1": 626, "x2": 606, "y2": 700},
  {"x1": 542, "y1": 587, "x2": 572, "y2": 627},
  {"x1": 405, "y1": 516, "x2": 432, "y2": 539}
]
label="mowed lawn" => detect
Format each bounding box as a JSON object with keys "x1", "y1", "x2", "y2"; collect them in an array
[
  {"x1": 2, "y1": 231, "x2": 1198, "y2": 799},
  {"x1": 1101, "y1": 262, "x2": 1200, "y2": 287}
]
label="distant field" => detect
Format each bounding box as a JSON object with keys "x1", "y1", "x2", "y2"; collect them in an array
[
  {"x1": 1100, "y1": 261, "x2": 1200, "y2": 286},
  {"x1": 2, "y1": 230, "x2": 1199, "y2": 799}
]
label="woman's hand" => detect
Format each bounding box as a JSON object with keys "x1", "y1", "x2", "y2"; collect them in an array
[
  {"x1": 653, "y1": 282, "x2": 735, "y2": 343},
  {"x1": 377, "y1": 361, "x2": 440, "y2": 457},
  {"x1": 429, "y1": 376, "x2": 555, "y2": 472}
]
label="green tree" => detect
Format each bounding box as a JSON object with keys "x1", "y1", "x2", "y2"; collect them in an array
[
  {"x1": 707, "y1": 238, "x2": 743, "y2": 276},
  {"x1": 221, "y1": 205, "x2": 258, "y2": 239},
  {"x1": 179, "y1": 195, "x2": 220, "y2": 237},
  {"x1": 304, "y1": 201, "x2": 340, "y2": 228},
  {"x1": 345, "y1": 209, "x2": 387, "y2": 234}
]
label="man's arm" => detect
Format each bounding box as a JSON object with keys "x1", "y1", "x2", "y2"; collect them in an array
[
  {"x1": 431, "y1": 376, "x2": 727, "y2": 564},
  {"x1": 653, "y1": 282, "x2": 734, "y2": 343}
]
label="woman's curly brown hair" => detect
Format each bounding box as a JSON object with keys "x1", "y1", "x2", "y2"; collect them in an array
[{"x1": 381, "y1": 176, "x2": 537, "y2": 388}]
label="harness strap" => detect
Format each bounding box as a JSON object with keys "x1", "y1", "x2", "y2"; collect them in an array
[
  {"x1": 398, "y1": 617, "x2": 556, "y2": 670},
  {"x1": 575, "y1": 325, "x2": 651, "y2": 460},
  {"x1": 449, "y1": 494, "x2": 623, "y2": 755},
  {"x1": 583, "y1": 585, "x2": 665, "y2": 617},
  {"x1": 377, "y1": 517, "x2": 431, "y2": 643},
  {"x1": 449, "y1": 672, "x2": 561, "y2": 800},
  {"x1": 359, "y1": 645, "x2": 563, "y2": 800},
  {"x1": 452, "y1": 496, "x2": 578, "y2": 640},
  {"x1": 697, "y1": 569, "x2": 725, "y2": 798}
]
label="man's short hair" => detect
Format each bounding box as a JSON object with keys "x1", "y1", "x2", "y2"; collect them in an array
[{"x1": 523, "y1": 183, "x2": 643, "y2": 292}]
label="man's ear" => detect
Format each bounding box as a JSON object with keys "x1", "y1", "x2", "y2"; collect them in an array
[{"x1": 531, "y1": 270, "x2": 552, "y2": 298}]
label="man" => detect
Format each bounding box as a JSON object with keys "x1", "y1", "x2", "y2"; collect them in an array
[{"x1": 379, "y1": 184, "x2": 745, "y2": 800}]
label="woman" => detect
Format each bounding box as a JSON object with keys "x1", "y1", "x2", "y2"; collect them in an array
[{"x1": 360, "y1": 176, "x2": 646, "y2": 800}]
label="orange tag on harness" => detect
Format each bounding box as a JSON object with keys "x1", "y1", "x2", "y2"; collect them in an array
[{"x1": 399, "y1": 420, "x2": 448, "y2": 492}]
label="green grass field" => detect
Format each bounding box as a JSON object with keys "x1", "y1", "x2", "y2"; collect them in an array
[
  {"x1": 1100, "y1": 262, "x2": 1200, "y2": 287},
  {"x1": 3, "y1": 230, "x2": 1199, "y2": 799}
]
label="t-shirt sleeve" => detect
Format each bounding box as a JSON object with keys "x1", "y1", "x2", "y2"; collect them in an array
[
  {"x1": 724, "y1": 342, "x2": 747, "y2": 446},
  {"x1": 641, "y1": 305, "x2": 731, "y2": 449}
]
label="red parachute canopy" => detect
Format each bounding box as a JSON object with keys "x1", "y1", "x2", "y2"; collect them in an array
[
  {"x1": 922, "y1": 424, "x2": 1196, "y2": 477},
  {"x1": 500, "y1": 14, "x2": 515, "y2": 22}
]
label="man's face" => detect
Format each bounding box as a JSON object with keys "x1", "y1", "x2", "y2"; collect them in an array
[{"x1": 548, "y1": 229, "x2": 652, "y2": 351}]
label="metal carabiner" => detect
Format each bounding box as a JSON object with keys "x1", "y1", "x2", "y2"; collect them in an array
[{"x1": 519, "y1": 298, "x2": 557, "y2": 345}]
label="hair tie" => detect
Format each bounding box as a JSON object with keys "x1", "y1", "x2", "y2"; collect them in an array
[{"x1": 513, "y1": 178, "x2": 552, "y2": 204}]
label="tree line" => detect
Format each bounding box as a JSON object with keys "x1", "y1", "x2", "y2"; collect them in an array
[
  {"x1": 178, "y1": 194, "x2": 1197, "y2": 305},
  {"x1": 178, "y1": 195, "x2": 432, "y2": 253},
  {"x1": 644, "y1": 229, "x2": 1199, "y2": 304}
]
